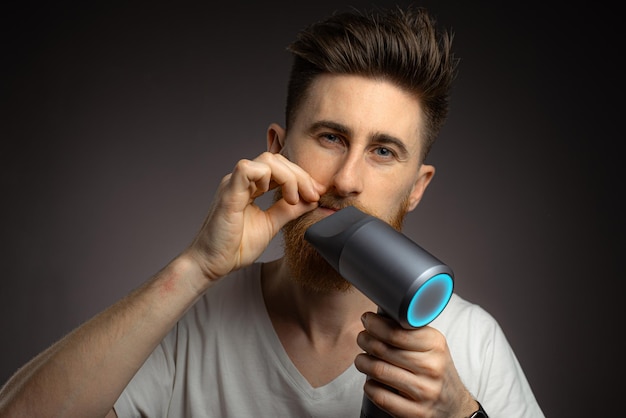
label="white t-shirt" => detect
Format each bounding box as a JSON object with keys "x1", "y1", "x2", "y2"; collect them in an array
[{"x1": 114, "y1": 262, "x2": 544, "y2": 417}]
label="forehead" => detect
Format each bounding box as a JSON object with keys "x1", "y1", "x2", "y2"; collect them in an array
[{"x1": 293, "y1": 74, "x2": 424, "y2": 151}]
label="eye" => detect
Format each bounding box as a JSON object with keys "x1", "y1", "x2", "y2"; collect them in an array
[
  {"x1": 320, "y1": 133, "x2": 342, "y2": 144},
  {"x1": 317, "y1": 132, "x2": 346, "y2": 150},
  {"x1": 373, "y1": 146, "x2": 396, "y2": 159}
]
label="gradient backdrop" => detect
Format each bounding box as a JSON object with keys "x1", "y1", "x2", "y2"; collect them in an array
[{"x1": 1, "y1": 1, "x2": 621, "y2": 416}]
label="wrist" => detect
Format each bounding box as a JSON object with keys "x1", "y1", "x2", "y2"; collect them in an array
[
  {"x1": 159, "y1": 254, "x2": 215, "y2": 298},
  {"x1": 467, "y1": 400, "x2": 488, "y2": 418}
]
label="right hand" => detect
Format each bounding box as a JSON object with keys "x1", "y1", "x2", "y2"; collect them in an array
[{"x1": 184, "y1": 151, "x2": 325, "y2": 284}]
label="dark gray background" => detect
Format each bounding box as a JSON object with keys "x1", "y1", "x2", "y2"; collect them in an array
[{"x1": 1, "y1": 1, "x2": 621, "y2": 416}]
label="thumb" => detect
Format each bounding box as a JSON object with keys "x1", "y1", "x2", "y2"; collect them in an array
[{"x1": 265, "y1": 199, "x2": 318, "y2": 232}]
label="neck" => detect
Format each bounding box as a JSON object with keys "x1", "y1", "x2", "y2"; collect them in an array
[{"x1": 261, "y1": 258, "x2": 375, "y2": 342}]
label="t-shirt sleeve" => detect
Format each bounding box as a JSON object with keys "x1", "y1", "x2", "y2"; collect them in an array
[
  {"x1": 435, "y1": 295, "x2": 545, "y2": 418},
  {"x1": 113, "y1": 324, "x2": 178, "y2": 418},
  {"x1": 477, "y1": 317, "x2": 545, "y2": 417}
]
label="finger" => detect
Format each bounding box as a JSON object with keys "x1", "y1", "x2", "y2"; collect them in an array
[
  {"x1": 254, "y1": 152, "x2": 322, "y2": 204},
  {"x1": 356, "y1": 329, "x2": 423, "y2": 375},
  {"x1": 265, "y1": 197, "x2": 319, "y2": 231},
  {"x1": 356, "y1": 327, "x2": 438, "y2": 382},
  {"x1": 360, "y1": 312, "x2": 438, "y2": 352},
  {"x1": 356, "y1": 352, "x2": 430, "y2": 408},
  {"x1": 224, "y1": 155, "x2": 311, "y2": 210},
  {"x1": 227, "y1": 159, "x2": 273, "y2": 207},
  {"x1": 362, "y1": 377, "x2": 427, "y2": 418}
]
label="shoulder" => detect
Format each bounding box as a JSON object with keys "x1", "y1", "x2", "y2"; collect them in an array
[
  {"x1": 431, "y1": 293, "x2": 505, "y2": 352},
  {"x1": 205, "y1": 263, "x2": 262, "y2": 295},
  {"x1": 178, "y1": 263, "x2": 264, "y2": 326},
  {"x1": 433, "y1": 293, "x2": 498, "y2": 329},
  {"x1": 435, "y1": 297, "x2": 545, "y2": 417}
]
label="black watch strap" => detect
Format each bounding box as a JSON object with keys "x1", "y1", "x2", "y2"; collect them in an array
[{"x1": 469, "y1": 401, "x2": 488, "y2": 418}]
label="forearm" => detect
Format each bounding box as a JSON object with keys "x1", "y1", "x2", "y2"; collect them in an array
[
  {"x1": 0, "y1": 151, "x2": 319, "y2": 417},
  {"x1": 0, "y1": 255, "x2": 208, "y2": 418}
]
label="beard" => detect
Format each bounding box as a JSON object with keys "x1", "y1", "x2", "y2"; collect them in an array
[{"x1": 277, "y1": 190, "x2": 411, "y2": 294}]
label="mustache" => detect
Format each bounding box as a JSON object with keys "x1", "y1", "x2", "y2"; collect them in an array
[
  {"x1": 317, "y1": 194, "x2": 380, "y2": 218},
  {"x1": 273, "y1": 188, "x2": 381, "y2": 219},
  {"x1": 317, "y1": 194, "x2": 356, "y2": 211}
]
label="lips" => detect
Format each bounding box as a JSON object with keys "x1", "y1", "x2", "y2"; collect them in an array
[
  {"x1": 319, "y1": 202, "x2": 338, "y2": 210},
  {"x1": 316, "y1": 205, "x2": 338, "y2": 216},
  {"x1": 318, "y1": 196, "x2": 351, "y2": 210}
]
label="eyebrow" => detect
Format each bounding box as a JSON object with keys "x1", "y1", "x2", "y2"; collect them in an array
[{"x1": 308, "y1": 120, "x2": 411, "y2": 158}]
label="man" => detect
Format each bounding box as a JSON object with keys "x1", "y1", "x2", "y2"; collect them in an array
[{"x1": 0, "y1": 6, "x2": 544, "y2": 417}]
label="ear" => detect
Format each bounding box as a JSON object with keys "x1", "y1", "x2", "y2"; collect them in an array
[
  {"x1": 407, "y1": 164, "x2": 435, "y2": 212},
  {"x1": 267, "y1": 123, "x2": 286, "y2": 154}
]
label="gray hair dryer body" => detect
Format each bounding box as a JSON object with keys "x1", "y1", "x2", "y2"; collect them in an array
[{"x1": 304, "y1": 206, "x2": 454, "y2": 418}]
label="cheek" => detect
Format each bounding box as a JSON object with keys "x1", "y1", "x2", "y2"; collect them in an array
[
  {"x1": 374, "y1": 177, "x2": 415, "y2": 211},
  {"x1": 305, "y1": 160, "x2": 336, "y2": 184},
  {"x1": 289, "y1": 146, "x2": 337, "y2": 182}
]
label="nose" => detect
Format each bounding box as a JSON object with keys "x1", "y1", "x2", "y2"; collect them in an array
[{"x1": 330, "y1": 152, "x2": 365, "y2": 197}]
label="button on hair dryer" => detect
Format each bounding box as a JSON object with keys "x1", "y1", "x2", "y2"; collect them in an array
[{"x1": 304, "y1": 206, "x2": 454, "y2": 418}]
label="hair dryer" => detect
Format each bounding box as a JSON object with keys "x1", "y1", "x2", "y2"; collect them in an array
[{"x1": 304, "y1": 206, "x2": 454, "y2": 418}]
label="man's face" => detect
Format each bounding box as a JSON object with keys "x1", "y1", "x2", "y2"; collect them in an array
[{"x1": 276, "y1": 74, "x2": 434, "y2": 292}]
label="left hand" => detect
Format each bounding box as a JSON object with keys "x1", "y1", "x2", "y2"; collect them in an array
[{"x1": 355, "y1": 311, "x2": 477, "y2": 418}]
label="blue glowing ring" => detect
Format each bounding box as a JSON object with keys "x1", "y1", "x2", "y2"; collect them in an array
[{"x1": 407, "y1": 273, "x2": 454, "y2": 327}]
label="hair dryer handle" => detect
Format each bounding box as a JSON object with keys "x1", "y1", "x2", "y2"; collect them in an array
[{"x1": 359, "y1": 307, "x2": 397, "y2": 418}]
